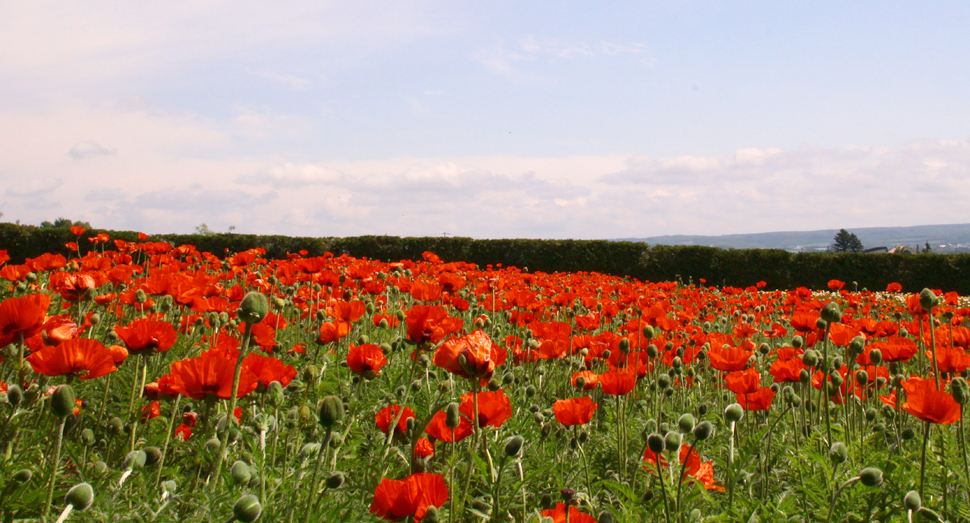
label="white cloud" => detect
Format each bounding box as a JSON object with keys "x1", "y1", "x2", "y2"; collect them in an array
[{"x1": 68, "y1": 141, "x2": 117, "y2": 160}]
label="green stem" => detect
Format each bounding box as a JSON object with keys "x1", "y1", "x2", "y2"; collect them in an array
[
  {"x1": 42, "y1": 416, "x2": 67, "y2": 523},
  {"x1": 919, "y1": 420, "x2": 930, "y2": 500},
  {"x1": 306, "y1": 427, "x2": 333, "y2": 514},
  {"x1": 211, "y1": 321, "x2": 254, "y2": 487},
  {"x1": 825, "y1": 477, "x2": 860, "y2": 523}
]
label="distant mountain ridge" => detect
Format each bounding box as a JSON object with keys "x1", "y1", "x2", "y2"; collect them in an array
[{"x1": 619, "y1": 223, "x2": 970, "y2": 253}]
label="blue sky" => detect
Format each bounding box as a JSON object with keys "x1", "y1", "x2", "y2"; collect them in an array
[{"x1": 1, "y1": 2, "x2": 969, "y2": 238}]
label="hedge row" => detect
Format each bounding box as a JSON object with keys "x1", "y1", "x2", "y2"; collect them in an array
[{"x1": 2, "y1": 223, "x2": 969, "y2": 294}]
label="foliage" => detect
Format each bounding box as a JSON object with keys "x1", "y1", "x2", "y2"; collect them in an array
[
  {"x1": 830, "y1": 229, "x2": 864, "y2": 253},
  {"x1": 40, "y1": 218, "x2": 93, "y2": 229}
]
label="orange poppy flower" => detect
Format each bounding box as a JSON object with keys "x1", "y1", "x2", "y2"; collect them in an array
[
  {"x1": 553, "y1": 396, "x2": 598, "y2": 426},
  {"x1": 164, "y1": 352, "x2": 258, "y2": 400},
  {"x1": 541, "y1": 503, "x2": 597, "y2": 523},
  {"x1": 725, "y1": 368, "x2": 761, "y2": 394},
  {"x1": 115, "y1": 319, "x2": 178, "y2": 356},
  {"x1": 26, "y1": 338, "x2": 117, "y2": 380},
  {"x1": 707, "y1": 346, "x2": 752, "y2": 372},
  {"x1": 0, "y1": 293, "x2": 51, "y2": 347},
  {"x1": 737, "y1": 387, "x2": 776, "y2": 411},
  {"x1": 868, "y1": 337, "x2": 918, "y2": 363},
  {"x1": 242, "y1": 353, "x2": 297, "y2": 388},
  {"x1": 571, "y1": 371, "x2": 599, "y2": 391},
  {"x1": 459, "y1": 389, "x2": 513, "y2": 429},
  {"x1": 347, "y1": 344, "x2": 389, "y2": 379},
  {"x1": 376, "y1": 405, "x2": 415, "y2": 438},
  {"x1": 599, "y1": 369, "x2": 637, "y2": 395},
  {"x1": 886, "y1": 282, "x2": 902, "y2": 293},
  {"x1": 827, "y1": 280, "x2": 845, "y2": 291},
  {"x1": 410, "y1": 281, "x2": 443, "y2": 303},
  {"x1": 931, "y1": 347, "x2": 970, "y2": 374},
  {"x1": 369, "y1": 472, "x2": 448, "y2": 522},
  {"x1": 433, "y1": 330, "x2": 506, "y2": 380},
  {"x1": 769, "y1": 354, "x2": 807, "y2": 383},
  {"x1": 406, "y1": 305, "x2": 463, "y2": 344},
  {"x1": 319, "y1": 321, "x2": 350, "y2": 344},
  {"x1": 424, "y1": 409, "x2": 473, "y2": 443},
  {"x1": 902, "y1": 377, "x2": 961, "y2": 425}
]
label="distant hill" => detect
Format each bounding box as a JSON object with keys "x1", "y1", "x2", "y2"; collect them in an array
[{"x1": 620, "y1": 223, "x2": 970, "y2": 253}]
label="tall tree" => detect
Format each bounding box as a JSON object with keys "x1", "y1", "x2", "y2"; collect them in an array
[{"x1": 831, "y1": 229, "x2": 864, "y2": 252}]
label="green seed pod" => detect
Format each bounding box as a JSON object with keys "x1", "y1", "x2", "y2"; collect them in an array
[
  {"x1": 657, "y1": 374, "x2": 671, "y2": 389},
  {"x1": 647, "y1": 433, "x2": 665, "y2": 454},
  {"x1": 446, "y1": 403, "x2": 461, "y2": 429},
  {"x1": 108, "y1": 416, "x2": 124, "y2": 436},
  {"x1": 13, "y1": 469, "x2": 33, "y2": 483},
  {"x1": 124, "y1": 450, "x2": 147, "y2": 470},
  {"x1": 698, "y1": 404, "x2": 708, "y2": 416},
  {"x1": 829, "y1": 442, "x2": 848, "y2": 466},
  {"x1": 205, "y1": 436, "x2": 221, "y2": 454},
  {"x1": 619, "y1": 338, "x2": 631, "y2": 353},
  {"x1": 869, "y1": 349, "x2": 882, "y2": 365},
  {"x1": 142, "y1": 446, "x2": 162, "y2": 466},
  {"x1": 231, "y1": 461, "x2": 251, "y2": 485},
  {"x1": 903, "y1": 490, "x2": 921, "y2": 511},
  {"x1": 693, "y1": 421, "x2": 714, "y2": 441},
  {"x1": 505, "y1": 435, "x2": 525, "y2": 457},
  {"x1": 525, "y1": 385, "x2": 536, "y2": 397},
  {"x1": 950, "y1": 377, "x2": 969, "y2": 405},
  {"x1": 238, "y1": 292, "x2": 270, "y2": 324},
  {"x1": 664, "y1": 431, "x2": 682, "y2": 452},
  {"x1": 901, "y1": 428, "x2": 915, "y2": 441},
  {"x1": 539, "y1": 492, "x2": 554, "y2": 510},
  {"x1": 318, "y1": 396, "x2": 344, "y2": 428},
  {"x1": 919, "y1": 288, "x2": 939, "y2": 311},
  {"x1": 791, "y1": 335, "x2": 804, "y2": 349},
  {"x1": 65, "y1": 482, "x2": 94, "y2": 510},
  {"x1": 94, "y1": 461, "x2": 108, "y2": 474},
  {"x1": 135, "y1": 289, "x2": 147, "y2": 304},
  {"x1": 723, "y1": 403, "x2": 744, "y2": 423},
  {"x1": 849, "y1": 336, "x2": 865, "y2": 355},
  {"x1": 233, "y1": 494, "x2": 262, "y2": 522},
  {"x1": 816, "y1": 318, "x2": 828, "y2": 331},
  {"x1": 643, "y1": 326, "x2": 655, "y2": 340},
  {"x1": 802, "y1": 350, "x2": 819, "y2": 368},
  {"x1": 422, "y1": 506, "x2": 440, "y2": 523},
  {"x1": 858, "y1": 467, "x2": 883, "y2": 487},
  {"x1": 80, "y1": 428, "x2": 95, "y2": 447},
  {"x1": 6, "y1": 384, "x2": 23, "y2": 408},
  {"x1": 864, "y1": 407, "x2": 877, "y2": 422},
  {"x1": 162, "y1": 480, "x2": 178, "y2": 496},
  {"x1": 855, "y1": 370, "x2": 869, "y2": 387},
  {"x1": 50, "y1": 384, "x2": 76, "y2": 418},
  {"x1": 678, "y1": 413, "x2": 696, "y2": 434},
  {"x1": 325, "y1": 472, "x2": 345, "y2": 489},
  {"x1": 919, "y1": 508, "x2": 942, "y2": 522},
  {"x1": 821, "y1": 301, "x2": 841, "y2": 324},
  {"x1": 597, "y1": 511, "x2": 615, "y2": 523}
]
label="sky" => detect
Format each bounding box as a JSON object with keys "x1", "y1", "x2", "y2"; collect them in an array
[{"x1": 1, "y1": 1, "x2": 969, "y2": 239}]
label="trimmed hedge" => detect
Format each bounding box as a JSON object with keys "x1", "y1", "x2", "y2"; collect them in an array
[{"x1": 2, "y1": 223, "x2": 969, "y2": 294}]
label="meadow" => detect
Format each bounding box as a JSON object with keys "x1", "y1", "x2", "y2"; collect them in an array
[{"x1": 0, "y1": 232, "x2": 968, "y2": 522}]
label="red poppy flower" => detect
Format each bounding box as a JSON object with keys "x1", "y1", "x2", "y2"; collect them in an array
[
  {"x1": 370, "y1": 472, "x2": 448, "y2": 522},
  {"x1": 26, "y1": 338, "x2": 117, "y2": 380},
  {"x1": 932, "y1": 347, "x2": 970, "y2": 374},
  {"x1": 163, "y1": 352, "x2": 258, "y2": 400},
  {"x1": 707, "y1": 346, "x2": 752, "y2": 372},
  {"x1": 902, "y1": 377, "x2": 961, "y2": 425},
  {"x1": 433, "y1": 330, "x2": 506, "y2": 380},
  {"x1": 319, "y1": 321, "x2": 350, "y2": 344},
  {"x1": 769, "y1": 355, "x2": 807, "y2": 383},
  {"x1": 406, "y1": 305, "x2": 463, "y2": 345},
  {"x1": 737, "y1": 387, "x2": 776, "y2": 411},
  {"x1": 410, "y1": 281, "x2": 443, "y2": 303},
  {"x1": 790, "y1": 310, "x2": 821, "y2": 333},
  {"x1": 459, "y1": 390, "x2": 513, "y2": 429},
  {"x1": 886, "y1": 282, "x2": 902, "y2": 293},
  {"x1": 115, "y1": 319, "x2": 178, "y2": 356},
  {"x1": 376, "y1": 405, "x2": 415, "y2": 438},
  {"x1": 414, "y1": 438, "x2": 435, "y2": 458},
  {"x1": 0, "y1": 293, "x2": 51, "y2": 347},
  {"x1": 869, "y1": 337, "x2": 918, "y2": 363},
  {"x1": 827, "y1": 280, "x2": 845, "y2": 291},
  {"x1": 141, "y1": 400, "x2": 161, "y2": 422},
  {"x1": 243, "y1": 353, "x2": 297, "y2": 388},
  {"x1": 599, "y1": 369, "x2": 637, "y2": 395},
  {"x1": 571, "y1": 371, "x2": 599, "y2": 391},
  {"x1": 553, "y1": 396, "x2": 598, "y2": 426},
  {"x1": 541, "y1": 503, "x2": 597, "y2": 523},
  {"x1": 347, "y1": 344, "x2": 389, "y2": 379},
  {"x1": 725, "y1": 368, "x2": 761, "y2": 394},
  {"x1": 424, "y1": 409, "x2": 473, "y2": 443}
]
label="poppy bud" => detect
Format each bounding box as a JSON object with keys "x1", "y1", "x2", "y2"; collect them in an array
[
  {"x1": 724, "y1": 403, "x2": 744, "y2": 423},
  {"x1": 598, "y1": 511, "x2": 615, "y2": 523},
  {"x1": 829, "y1": 442, "x2": 848, "y2": 465},
  {"x1": 869, "y1": 349, "x2": 882, "y2": 365},
  {"x1": 903, "y1": 490, "x2": 921, "y2": 511},
  {"x1": 233, "y1": 494, "x2": 262, "y2": 522},
  {"x1": 94, "y1": 461, "x2": 108, "y2": 474},
  {"x1": 858, "y1": 467, "x2": 883, "y2": 487},
  {"x1": 855, "y1": 370, "x2": 869, "y2": 387},
  {"x1": 231, "y1": 461, "x2": 251, "y2": 485},
  {"x1": 124, "y1": 450, "x2": 147, "y2": 470},
  {"x1": 901, "y1": 428, "x2": 915, "y2": 441},
  {"x1": 422, "y1": 506, "x2": 440, "y2": 523},
  {"x1": 802, "y1": 350, "x2": 819, "y2": 368},
  {"x1": 205, "y1": 436, "x2": 222, "y2": 454},
  {"x1": 791, "y1": 335, "x2": 803, "y2": 349},
  {"x1": 575, "y1": 376, "x2": 586, "y2": 389},
  {"x1": 619, "y1": 338, "x2": 631, "y2": 354},
  {"x1": 135, "y1": 289, "x2": 147, "y2": 304},
  {"x1": 318, "y1": 396, "x2": 344, "y2": 428},
  {"x1": 50, "y1": 385, "x2": 76, "y2": 418},
  {"x1": 325, "y1": 471, "x2": 345, "y2": 489},
  {"x1": 657, "y1": 374, "x2": 671, "y2": 389},
  {"x1": 236, "y1": 292, "x2": 270, "y2": 324},
  {"x1": 526, "y1": 385, "x2": 536, "y2": 397},
  {"x1": 664, "y1": 432, "x2": 682, "y2": 452},
  {"x1": 268, "y1": 381, "x2": 285, "y2": 407},
  {"x1": 143, "y1": 446, "x2": 162, "y2": 466},
  {"x1": 919, "y1": 508, "x2": 942, "y2": 522},
  {"x1": 698, "y1": 404, "x2": 708, "y2": 416},
  {"x1": 539, "y1": 493, "x2": 554, "y2": 510},
  {"x1": 6, "y1": 384, "x2": 23, "y2": 408},
  {"x1": 821, "y1": 302, "x2": 841, "y2": 324},
  {"x1": 505, "y1": 435, "x2": 525, "y2": 457},
  {"x1": 678, "y1": 414, "x2": 695, "y2": 434},
  {"x1": 646, "y1": 344, "x2": 658, "y2": 358},
  {"x1": 693, "y1": 421, "x2": 714, "y2": 441},
  {"x1": 864, "y1": 408, "x2": 877, "y2": 422},
  {"x1": 919, "y1": 288, "x2": 939, "y2": 311},
  {"x1": 849, "y1": 337, "x2": 865, "y2": 355},
  {"x1": 647, "y1": 433, "x2": 665, "y2": 454},
  {"x1": 879, "y1": 405, "x2": 894, "y2": 419},
  {"x1": 443, "y1": 402, "x2": 461, "y2": 429},
  {"x1": 950, "y1": 377, "x2": 969, "y2": 405},
  {"x1": 65, "y1": 482, "x2": 94, "y2": 511},
  {"x1": 13, "y1": 468, "x2": 33, "y2": 483},
  {"x1": 602, "y1": 349, "x2": 612, "y2": 360},
  {"x1": 643, "y1": 326, "x2": 655, "y2": 339}
]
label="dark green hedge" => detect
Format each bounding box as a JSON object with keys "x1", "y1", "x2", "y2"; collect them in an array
[{"x1": 2, "y1": 223, "x2": 969, "y2": 293}]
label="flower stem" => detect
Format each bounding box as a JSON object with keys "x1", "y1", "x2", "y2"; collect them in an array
[{"x1": 211, "y1": 321, "x2": 253, "y2": 487}]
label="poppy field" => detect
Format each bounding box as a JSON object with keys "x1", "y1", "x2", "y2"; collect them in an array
[{"x1": 1, "y1": 234, "x2": 969, "y2": 523}]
